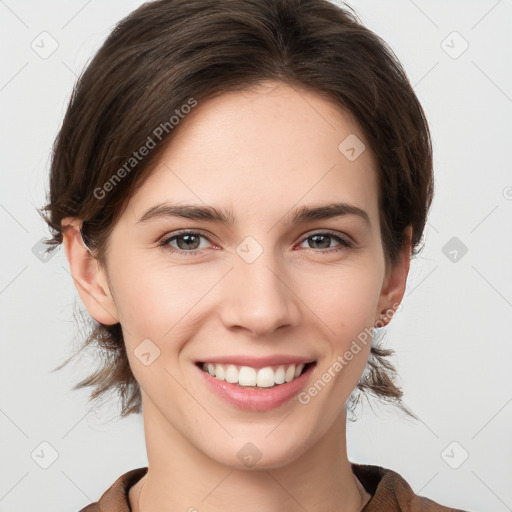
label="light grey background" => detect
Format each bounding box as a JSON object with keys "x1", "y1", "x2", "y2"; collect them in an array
[{"x1": 0, "y1": 1, "x2": 511, "y2": 511}]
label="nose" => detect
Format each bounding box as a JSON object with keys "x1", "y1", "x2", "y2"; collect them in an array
[{"x1": 219, "y1": 252, "x2": 302, "y2": 337}]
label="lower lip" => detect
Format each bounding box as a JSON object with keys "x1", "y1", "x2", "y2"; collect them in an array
[{"x1": 195, "y1": 363, "x2": 316, "y2": 412}]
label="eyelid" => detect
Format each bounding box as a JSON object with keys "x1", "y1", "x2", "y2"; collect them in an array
[{"x1": 159, "y1": 229, "x2": 218, "y2": 244}]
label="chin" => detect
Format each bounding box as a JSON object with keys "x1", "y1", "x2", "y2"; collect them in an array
[{"x1": 199, "y1": 432, "x2": 312, "y2": 471}]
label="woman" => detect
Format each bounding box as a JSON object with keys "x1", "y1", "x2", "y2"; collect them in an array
[{"x1": 39, "y1": 0, "x2": 469, "y2": 510}]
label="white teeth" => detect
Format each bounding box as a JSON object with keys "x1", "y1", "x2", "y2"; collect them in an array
[
  {"x1": 238, "y1": 366, "x2": 257, "y2": 386},
  {"x1": 284, "y1": 365, "x2": 295, "y2": 382},
  {"x1": 225, "y1": 364, "x2": 238, "y2": 383},
  {"x1": 201, "y1": 362, "x2": 310, "y2": 387},
  {"x1": 215, "y1": 364, "x2": 225, "y2": 381},
  {"x1": 274, "y1": 366, "x2": 285, "y2": 384},
  {"x1": 256, "y1": 367, "x2": 275, "y2": 388}
]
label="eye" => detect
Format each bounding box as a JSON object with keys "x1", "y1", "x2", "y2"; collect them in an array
[
  {"x1": 158, "y1": 229, "x2": 353, "y2": 256},
  {"x1": 158, "y1": 231, "x2": 215, "y2": 255},
  {"x1": 298, "y1": 231, "x2": 352, "y2": 252}
]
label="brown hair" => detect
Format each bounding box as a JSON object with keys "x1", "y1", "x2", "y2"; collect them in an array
[{"x1": 39, "y1": 0, "x2": 432, "y2": 420}]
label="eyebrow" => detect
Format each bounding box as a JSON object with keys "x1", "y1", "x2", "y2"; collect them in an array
[{"x1": 137, "y1": 202, "x2": 371, "y2": 228}]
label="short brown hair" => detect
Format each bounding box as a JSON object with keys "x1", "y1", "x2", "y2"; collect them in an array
[{"x1": 39, "y1": 0, "x2": 433, "y2": 420}]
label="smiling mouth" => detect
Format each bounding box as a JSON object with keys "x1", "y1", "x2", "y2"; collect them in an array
[{"x1": 195, "y1": 361, "x2": 316, "y2": 388}]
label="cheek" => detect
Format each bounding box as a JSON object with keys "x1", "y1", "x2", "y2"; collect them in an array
[
  {"x1": 300, "y1": 265, "x2": 378, "y2": 396},
  {"x1": 110, "y1": 255, "x2": 219, "y2": 338},
  {"x1": 299, "y1": 261, "x2": 382, "y2": 336}
]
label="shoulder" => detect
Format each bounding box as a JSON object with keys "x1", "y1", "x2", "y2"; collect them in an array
[
  {"x1": 351, "y1": 463, "x2": 470, "y2": 512},
  {"x1": 77, "y1": 467, "x2": 148, "y2": 512}
]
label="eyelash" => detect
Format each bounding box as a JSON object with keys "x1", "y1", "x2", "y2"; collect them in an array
[{"x1": 157, "y1": 230, "x2": 353, "y2": 256}]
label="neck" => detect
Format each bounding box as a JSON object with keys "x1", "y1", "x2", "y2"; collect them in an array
[{"x1": 131, "y1": 397, "x2": 369, "y2": 512}]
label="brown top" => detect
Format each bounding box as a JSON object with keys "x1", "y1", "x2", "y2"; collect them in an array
[{"x1": 78, "y1": 464, "x2": 469, "y2": 511}]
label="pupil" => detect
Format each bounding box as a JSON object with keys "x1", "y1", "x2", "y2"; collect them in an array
[
  {"x1": 310, "y1": 234, "x2": 330, "y2": 249},
  {"x1": 178, "y1": 234, "x2": 199, "y2": 250}
]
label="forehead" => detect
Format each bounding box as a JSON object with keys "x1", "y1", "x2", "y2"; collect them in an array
[{"x1": 126, "y1": 82, "x2": 380, "y2": 228}]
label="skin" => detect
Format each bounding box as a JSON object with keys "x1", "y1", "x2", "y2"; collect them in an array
[{"x1": 62, "y1": 81, "x2": 412, "y2": 512}]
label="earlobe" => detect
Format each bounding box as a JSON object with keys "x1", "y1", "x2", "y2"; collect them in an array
[
  {"x1": 61, "y1": 217, "x2": 120, "y2": 326},
  {"x1": 374, "y1": 225, "x2": 412, "y2": 327}
]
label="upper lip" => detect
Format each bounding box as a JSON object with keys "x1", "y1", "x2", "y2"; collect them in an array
[{"x1": 196, "y1": 354, "x2": 316, "y2": 368}]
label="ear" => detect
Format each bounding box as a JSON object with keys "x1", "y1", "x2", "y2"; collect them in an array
[
  {"x1": 61, "y1": 217, "x2": 120, "y2": 325},
  {"x1": 374, "y1": 225, "x2": 413, "y2": 327}
]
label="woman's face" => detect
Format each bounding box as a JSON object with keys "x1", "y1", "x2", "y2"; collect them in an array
[{"x1": 77, "y1": 81, "x2": 409, "y2": 469}]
